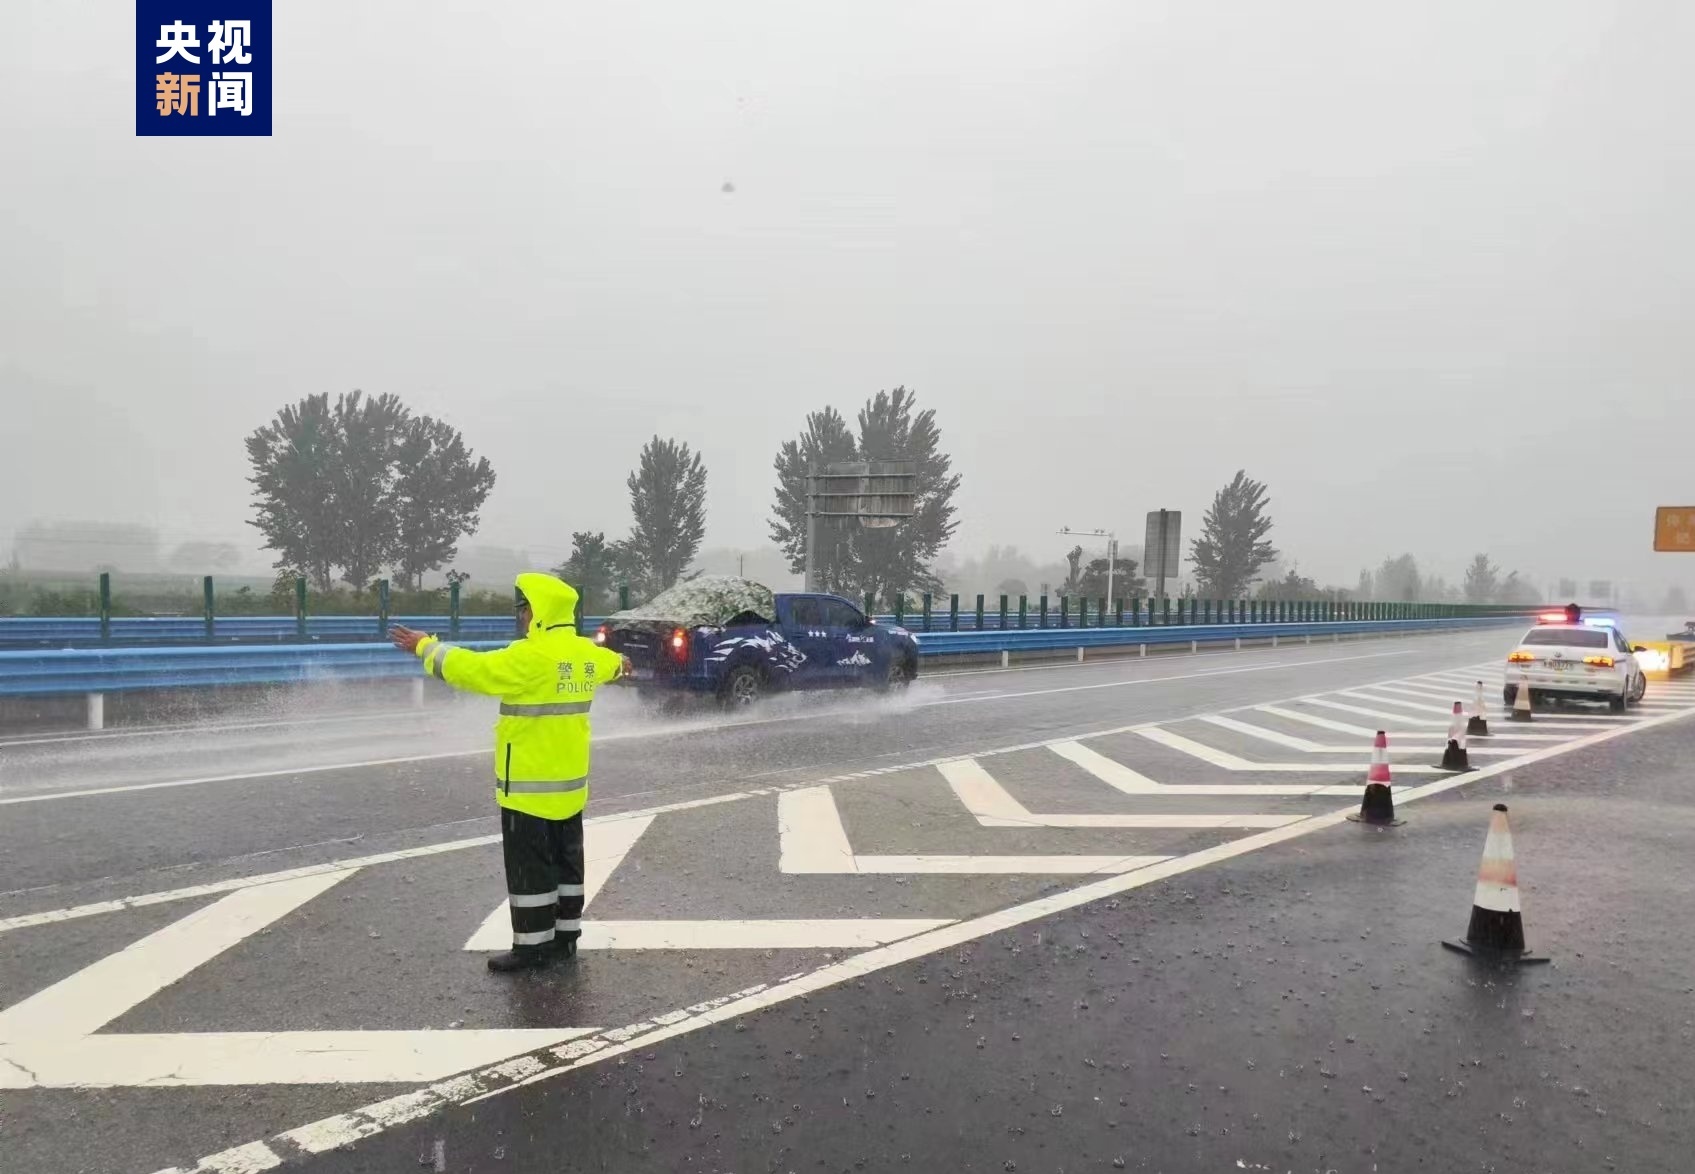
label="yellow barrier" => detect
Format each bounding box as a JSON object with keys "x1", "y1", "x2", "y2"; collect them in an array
[{"x1": 1634, "y1": 640, "x2": 1690, "y2": 679}]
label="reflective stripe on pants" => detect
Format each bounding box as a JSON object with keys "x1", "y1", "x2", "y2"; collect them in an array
[{"x1": 501, "y1": 807, "x2": 585, "y2": 948}]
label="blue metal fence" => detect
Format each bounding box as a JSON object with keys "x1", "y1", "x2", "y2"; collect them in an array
[{"x1": 0, "y1": 615, "x2": 1524, "y2": 699}]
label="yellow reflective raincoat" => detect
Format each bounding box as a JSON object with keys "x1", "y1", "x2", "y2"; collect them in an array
[{"x1": 416, "y1": 573, "x2": 623, "y2": 820}]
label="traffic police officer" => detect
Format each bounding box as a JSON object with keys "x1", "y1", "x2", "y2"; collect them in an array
[{"x1": 389, "y1": 572, "x2": 627, "y2": 972}]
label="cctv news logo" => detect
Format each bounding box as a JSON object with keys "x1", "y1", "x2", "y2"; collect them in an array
[{"x1": 136, "y1": 1, "x2": 272, "y2": 136}]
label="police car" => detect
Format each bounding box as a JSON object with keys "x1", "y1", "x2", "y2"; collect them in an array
[{"x1": 1502, "y1": 607, "x2": 1648, "y2": 713}]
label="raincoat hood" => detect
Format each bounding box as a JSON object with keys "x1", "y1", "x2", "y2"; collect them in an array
[{"x1": 515, "y1": 572, "x2": 580, "y2": 633}]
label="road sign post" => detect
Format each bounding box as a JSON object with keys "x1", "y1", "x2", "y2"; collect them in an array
[{"x1": 1143, "y1": 509, "x2": 1182, "y2": 605}]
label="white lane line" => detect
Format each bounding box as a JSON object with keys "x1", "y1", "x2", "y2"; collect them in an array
[
  {"x1": 1135, "y1": 725, "x2": 1449, "y2": 773},
  {"x1": 1251, "y1": 704, "x2": 1573, "y2": 741},
  {"x1": 463, "y1": 816, "x2": 655, "y2": 951},
  {"x1": 0, "y1": 708, "x2": 424, "y2": 750},
  {"x1": 938, "y1": 759, "x2": 1302, "y2": 828},
  {"x1": 5, "y1": 1028, "x2": 602, "y2": 1090},
  {"x1": 578, "y1": 920, "x2": 952, "y2": 950},
  {"x1": 1049, "y1": 739, "x2": 1345, "y2": 795},
  {"x1": 0, "y1": 871, "x2": 353, "y2": 1046},
  {"x1": 1197, "y1": 714, "x2": 1520, "y2": 756},
  {"x1": 775, "y1": 785, "x2": 1168, "y2": 874},
  {"x1": 1331, "y1": 691, "x2": 1465, "y2": 718},
  {"x1": 777, "y1": 786, "x2": 860, "y2": 873},
  {"x1": 170, "y1": 699, "x2": 1695, "y2": 1174},
  {"x1": 0, "y1": 791, "x2": 751, "y2": 936},
  {"x1": 0, "y1": 748, "x2": 488, "y2": 806},
  {"x1": 0, "y1": 871, "x2": 600, "y2": 1089},
  {"x1": 1366, "y1": 683, "x2": 1483, "y2": 702},
  {"x1": 918, "y1": 647, "x2": 1423, "y2": 708},
  {"x1": 1350, "y1": 686, "x2": 1637, "y2": 721},
  {"x1": 1309, "y1": 696, "x2": 1624, "y2": 730}
]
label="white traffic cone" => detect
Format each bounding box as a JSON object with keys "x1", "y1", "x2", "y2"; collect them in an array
[
  {"x1": 1442, "y1": 804, "x2": 1548, "y2": 963},
  {"x1": 1508, "y1": 672, "x2": 1534, "y2": 722},
  {"x1": 1467, "y1": 680, "x2": 1490, "y2": 737},
  {"x1": 1347, "y1": 730, "x2": 1401, "y2": 825},
  {"x1": 1440, "y1": 702, "x2": 1472, "y2": 770}
]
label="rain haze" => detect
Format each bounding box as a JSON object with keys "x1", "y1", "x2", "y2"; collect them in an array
[{"x1": 3, "y1": 0, "x2": 1692, "y2": 597}]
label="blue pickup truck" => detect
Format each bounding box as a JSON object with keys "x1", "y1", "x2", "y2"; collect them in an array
[{"x1": 595, "y1": 576, "x2": 919, "y2": 708}]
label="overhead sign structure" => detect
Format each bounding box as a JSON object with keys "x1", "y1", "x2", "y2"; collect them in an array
[
  {"x1": 1143, "y1": 509, "x2": 1182, "y2": 602},
  {"x1": 805, "y1": 461, "x2": 916, "y2": 591},
  {"x1": 1654, "y1": 507, "x2": 1695, "y2": 552}
]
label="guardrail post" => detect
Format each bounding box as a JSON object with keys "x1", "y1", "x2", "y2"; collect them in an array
[
  {"x1": 1095, "y1": 597, "x2": 1105, "y2": 628},
  {"x1": 975, "y1": 594, "x2": 985, "y2": 630},
  {"x1": 1059, "y1": 596, "x2": 1070, "y2": 628},
  {"x1": 98, "y1": 572, "x2": 111, "y2": 642},
  {"x1": 295, "y1": 576, "x2": 307, "y2": 640},
  {"x1": 895, "y1": 594, "x2": 906, "y2": 626},
  {"x1": 202, "y1": 575, "x2": 215, "y2": 640},
  {"x1": 922, "y1": 593, "x2": 932, "y2": 631},
  {"x1": 449, "y1": 579, "x2": 462, "y2": 638},
  {"x1": 86, "y1": 691, "x2": 104, "y2": 731},
  {"x1": 1162, "y1": 597, "x2": 1171, "y2": 625},
  {"x1": 865, "y1": 592, "x2": 876, "y2": 618},
  {"x1": 949, "y1": 593, "x2": 959, "y2": 632},
  {"x1": 998, "y1": 594, "x2": 1008, "y2": 630},
  {"x1": 1079, "y1": 597, "x2": 1088, "y2": 628},
  {"x1": 1039, "y1": 595, "x2": 1049, "y2": 628},
  {"x1": 377, "y1": 579, "x2": 390, "y2": 637},
  {"x1": 619, "y1": 584, "x2": 631, "y2": 610},
  {"x1": 1017, "y1": 595, "x2": 1027, "y2": 629},
  {"x1": 1115, "y1": 598, "x2": 1124, "y2": 627}
]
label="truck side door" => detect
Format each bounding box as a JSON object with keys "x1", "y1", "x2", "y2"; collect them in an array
[
  {"x1": 780, "y1": 596, "x2": 839, "y2": 687},
  {"x1": 818, "y1": 597, "x2": 879, "y2": 685}
]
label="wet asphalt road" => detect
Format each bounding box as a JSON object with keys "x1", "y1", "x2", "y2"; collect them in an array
[
  {"x1": 2, "y1": 629, "x2": 1506, "y2": 898},
  {"x1": 5, "y1": 625, "x2": 1692, "y2": 1174},
  {"x1": 294, "y1": 716, "x2": 1695, "y2": 1174}
]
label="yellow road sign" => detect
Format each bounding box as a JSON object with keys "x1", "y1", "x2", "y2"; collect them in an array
[{"x1": 1655, "y1": 507, "x2": 1695, "y2": 552}]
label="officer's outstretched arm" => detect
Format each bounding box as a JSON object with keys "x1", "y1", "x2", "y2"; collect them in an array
[{"x1": 415, "y1": 635, "x2": 541, "y2": 696}]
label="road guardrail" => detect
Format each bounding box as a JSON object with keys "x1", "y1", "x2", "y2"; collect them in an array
[{"x1": 0, "y1": 614, "x2": 1529, "y2": 729}]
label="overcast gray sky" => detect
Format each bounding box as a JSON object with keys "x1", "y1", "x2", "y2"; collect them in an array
[{"x1": 4, "y1": 0, "x2": 1692, "y2": 593}]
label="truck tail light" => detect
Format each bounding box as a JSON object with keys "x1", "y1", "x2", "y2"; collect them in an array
[
  {"x1": 671, "y1": 627, "x2": 689, "y2": 661},
  {"x1": 594, "y1": 625, "x2": 608, "y2": 645},
  {"x1": 1583, "y1": 655, "x2": 1615, "y2": 668},
  {"x1": 1507, "y1": 651, "x2": 1534, "y2": 663}
]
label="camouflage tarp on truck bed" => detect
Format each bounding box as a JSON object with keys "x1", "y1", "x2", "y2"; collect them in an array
[{"x1": 606, "y1": 576, "x2": 777, "y2": 633}]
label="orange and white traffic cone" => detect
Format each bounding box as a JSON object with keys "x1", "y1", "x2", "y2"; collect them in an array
[
  {"x1": 1508, "y1": 672, "x2": 1534, "y2": 722},
  {"x1": 1347, "y1": 730, "x2": 1401, "y2": 825},
  {"x1": 1467, "y1": 680, "x2": 1490, "y2": 737},
  {"x1": 1442, "y1": 804, "x2": 1548, "y2": 963},
  {"x1": 1441, "y1": 702, "x2": 1472, "y2": 771}
]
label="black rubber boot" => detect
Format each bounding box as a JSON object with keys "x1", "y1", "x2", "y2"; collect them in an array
[
  {"x1": 552, "y1": 933, "x2": 579, "y2": 959},
  {"x1": 486, "y1": 945, "x2": 553, "y2": 973}
]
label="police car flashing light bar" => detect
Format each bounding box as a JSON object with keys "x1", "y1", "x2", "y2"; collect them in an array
[{"x1": 1536, "y1": 605, "x2": 1616, "y2": 628}]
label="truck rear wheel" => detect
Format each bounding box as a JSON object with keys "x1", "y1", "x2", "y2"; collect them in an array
[
  {"x1": 878, "y1": 655, "x2": 917, "y2": 692},
  {"x1": 720, "y1": 665, "x2": 763, "y2": 710}
]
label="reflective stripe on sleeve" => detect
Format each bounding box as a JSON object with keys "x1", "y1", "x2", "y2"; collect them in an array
[
  {"x1": 508, "y1": 892, "x2": 557, "y2": 908},
  {"x1": 498, "y1": 701, "x2": 592, "y2": 716},
  {"x1": 512, "y1": 928, "x2": 555, "y2": 946},
  {"x1": 557, "y1": 884, "x2": 585, "y2": 896},
  {"x1": 429, "y1": 643, "x2": 450, "y2": 677},
  {"x1": 503, "y1": 777, "x2": 588, "y2": 795}
]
